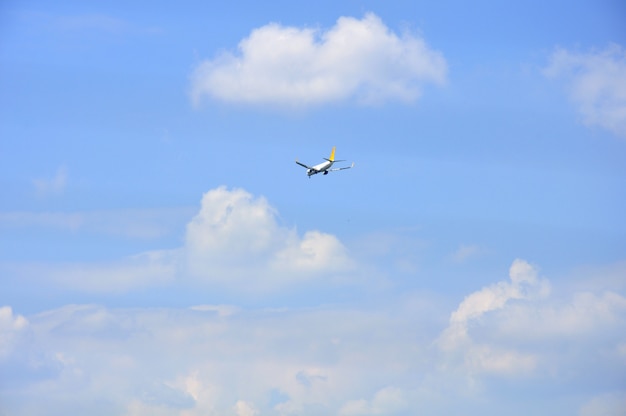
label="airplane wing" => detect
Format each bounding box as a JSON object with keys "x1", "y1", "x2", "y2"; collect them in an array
[
  {"x1": 295, "y1": 159, "x2": 314, "y2": 170},
  {"x1": 329, "y1": 162, "x2": 355, "y2": 172}
]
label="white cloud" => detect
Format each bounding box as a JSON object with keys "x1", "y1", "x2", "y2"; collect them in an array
[
  {"x1": 450, "y1": 259, "x2": 549, "y2": 326},
  {"x1": 462, "y1": 344, "x2": 537, "y2": 376},
  {"x1": 4, "y1": 186, "x2": 354, "y2": 293},
  {"x1": 271, "y1": 231, "x2": 352, "y2": 274},
  {"x1": 190, "y1": 13, "x2": 447, "y2": 107},
  {"x1": 494, "y1": 290, "x2": 626, "y2": 339},
  {"x1": 339, "y1": 386, "x2": 407, "y2": 415},
  {"x1": 185, "y1": 187, "x2": 285, "y2": 261},
  {"x1": 436, "y1": 258, "x2": 626, "y2": 387},
  {"x1": 234, "y1": 400, "x2": 259, "y2": 416},
  {"x1": 189, "y1": 304, "x2": 239, "y2": 317},
  {"x1": 0, "y1": 306, "x2": 28, "y2": 359},
  {"x1": 2, "y1": 258, "x2": 626, "y2": 415},
  {"x1": 1, "y1": 303, "x2": 425, "y2": 415},
  {"x1": 441, "y1": 259, "x2": 550, "y2": 348},
  {"x1": 33, "y1": 165, "x2": 67, "y2": 196},
  {"x1": 579, "y1": 392, "x2": 626, "y2": 416},
  {"x1": 544, "y1": 43, "x2": 626, "y2": 138},
  {"x1": 184, "y1": 186, "x2": 354, "y2": 290},
  {"x1": 437, "y1": 259, "x2": 550, "y2": 376}
]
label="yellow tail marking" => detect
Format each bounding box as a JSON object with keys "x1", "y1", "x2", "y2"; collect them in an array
[{"x1": 329, "y1": 146, "x2": 336, "y2": 162}]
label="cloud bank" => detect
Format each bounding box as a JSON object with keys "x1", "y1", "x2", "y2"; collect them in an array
[
  {"x1": 190, "y1": 13, "x2": 447, "y2": 107},
  {"x1": 545, "y1": 43, "x2": 626, "y2": 138},
  {"x1": 2, "y1": 259, "x2": 625, "y2": 415}
]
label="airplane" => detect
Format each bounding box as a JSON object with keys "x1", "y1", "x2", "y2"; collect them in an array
[{"x1": 295, "y1": 147, "x2": 354, "y2": 178}]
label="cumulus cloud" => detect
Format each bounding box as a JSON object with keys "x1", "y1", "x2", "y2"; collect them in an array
[
  {"x1": 436, "y1": 258, "x2": 626, "y2": 388},
  {"x1": 190, "y1": 13, "x2": 447, "y2": 107},
  {"x1": 185, "y1": 187, "x2": 285, "y2": 262},
  {"x1": 183, "y1": 186, "x2": 354, "y2": 290},
  {"x1": 4, "y1": 186, "x2": 354, "y2": 293},
  {"x1": 437, "y1": 259, "x2": 550, "y2": 376},
  {"x1": 544, "y1": 43, "x2": 626, "y2": 138},
  {"x1": 440, "y1": 259, "x2": 550, "y2": 348}
]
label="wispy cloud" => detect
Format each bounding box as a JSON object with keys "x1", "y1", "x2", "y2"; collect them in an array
[
  {"x1": 32, "y1": 165, "x2": 67, "y2": 196},
  {"x1": 52, "y1": 14, "x2": 135, "y2": 34},
  {"x1": 0, "y1": 207, "x2": 194, "y2": 239},
  {"x1": 544, "y1": 43, "x2": 626, "y2": 138},
  {"x1": 190, "y1": 13, "x2": 447, "y2": 107},
  {"x1": 21, "y1": 11, "x2": 162, "y2": 37},
  {"x1": 48, "y1": 250, "x2": 179, "y2": 293},
  {"x1": 450, "y1": 244, "x2": 484, "y2": 263},
  {"x1": 580, "y1": 393, "x2": 626, "y2": 416}
]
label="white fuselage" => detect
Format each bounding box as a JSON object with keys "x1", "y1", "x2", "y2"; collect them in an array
[{"x1": 308, "y1": 160, "x2": 333, "y2": 176}]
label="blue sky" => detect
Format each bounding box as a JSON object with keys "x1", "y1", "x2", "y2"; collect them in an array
[{"x1": 1, "y1": 1, "x2": 625, "y2": 415}]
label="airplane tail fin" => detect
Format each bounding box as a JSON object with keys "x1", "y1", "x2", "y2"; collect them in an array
[{"x1": 329, "y1": 146, "x2": 336, "y2": 162}]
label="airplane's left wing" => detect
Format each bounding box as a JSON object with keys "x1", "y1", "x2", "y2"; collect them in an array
[{"x1": 329, "y1": 162, "x2": 355, "y2": 171}]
